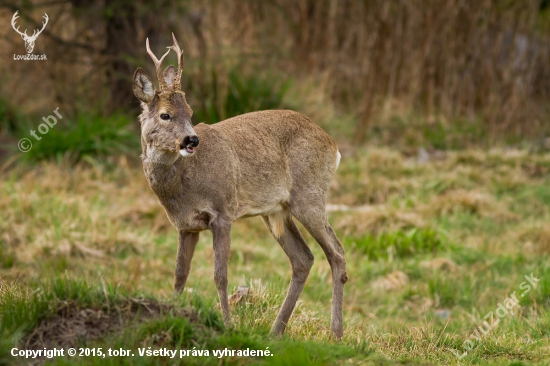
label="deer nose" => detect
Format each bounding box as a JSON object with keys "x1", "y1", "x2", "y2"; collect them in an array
[{"x1": 181, "y1": 135, "x2": 199, "y2": 149}]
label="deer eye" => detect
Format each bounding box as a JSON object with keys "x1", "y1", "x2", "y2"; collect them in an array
[{"x1": 160, "y1": 113, "x2": 171, "y2": 121}]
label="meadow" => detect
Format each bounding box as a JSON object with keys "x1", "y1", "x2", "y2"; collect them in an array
[
  {"x1": 1, "y1": 143, "x2": 549, "y2": 365},
  {"x1": 1, "y1": 2, "x2": 549, "y2": 364}
]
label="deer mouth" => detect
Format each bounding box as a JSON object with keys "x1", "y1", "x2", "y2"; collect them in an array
[
  {"x1": 179, "y1": 135, "x2": 199, "y2": 157},
  {"x1": 179, "y1": 144, "x2": 196, "y2": 156}
]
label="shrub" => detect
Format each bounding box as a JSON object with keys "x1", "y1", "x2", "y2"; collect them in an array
[{"x1": 18, "y1": 113, "x2": 140, "y2": 162}]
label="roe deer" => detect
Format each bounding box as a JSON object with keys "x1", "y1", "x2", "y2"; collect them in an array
[{"x1": 132, "y1": 34, "x2": 348, "y2": 338}]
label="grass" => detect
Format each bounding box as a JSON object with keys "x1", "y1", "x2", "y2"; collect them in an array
[
  {"x1": 347, "y1": 227, "x2": 448, "y2": 261},
  {"x1": 0, "y1": 278, "x2": 364, "y2": 365},
  {"x1": 14, "y1": 113, "x2": 140, "y2": 163},
  {"x1": 1, "y1": 146, "x2": 550, "y2": 365}
]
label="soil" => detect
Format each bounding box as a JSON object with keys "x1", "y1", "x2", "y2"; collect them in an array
[{"x1": 22, "y1": 297, "x2": 198, "y2": 351}]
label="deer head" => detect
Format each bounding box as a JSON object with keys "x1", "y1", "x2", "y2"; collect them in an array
[
  {"x1": 11, "y1": 11, "x2": 48, "y2": 54},
  {"x1": 133, "y1": 33, "x2": 199, "y2": 165}
]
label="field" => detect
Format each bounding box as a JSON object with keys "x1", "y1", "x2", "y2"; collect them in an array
[
  {"x1": 1, "y1": 0, "x2": 550, "y2": 364},
  {"x1": 1, "y1": 146, "x2": 550, "y2": 365}
]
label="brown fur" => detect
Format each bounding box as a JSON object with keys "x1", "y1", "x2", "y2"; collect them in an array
[{"x1": 133, "y1": 36, "x2": 347, "y2": 338}]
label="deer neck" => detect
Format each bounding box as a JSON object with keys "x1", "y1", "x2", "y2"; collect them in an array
[
  {"x1": 141, "y1": 150, "x2": 196, "y2": 196},
  {"x1": 142, "y1": 160, "x2": 178, "y2": 201}
]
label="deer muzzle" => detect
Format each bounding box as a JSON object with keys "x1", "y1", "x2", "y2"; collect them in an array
[{"x1": 179, "y1": 135, "x2": 199, "y2": 156}]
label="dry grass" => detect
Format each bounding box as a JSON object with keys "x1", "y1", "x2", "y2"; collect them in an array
[{"x1": 1, "y1": 147, "x2": 550, "y2": 364}]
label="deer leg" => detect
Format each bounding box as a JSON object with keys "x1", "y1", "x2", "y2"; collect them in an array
[
  {"x1": 174, "y1": 231, "x2": 199, "y2": 294},
  {"x1": 290, "y1": 204, "x2": 348, "y2": 339},
  {"x1": 262, "y1": 211, "x2": 314, "y2": 336},
  {"x1": 211, "y1": 218, "x2": 232, "y2": 326}
]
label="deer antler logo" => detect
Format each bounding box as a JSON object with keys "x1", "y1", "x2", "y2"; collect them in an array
[{"x1": 11, "y1": 11, "x2": 48, "y2": 54}]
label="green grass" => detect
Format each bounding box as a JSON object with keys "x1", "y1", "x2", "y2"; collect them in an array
[
  {"x1": 15, "y1": 113, "x2": 140, "y2": 163},
  {"x1": 1, "y1": 146, "x2": 550, "y2": 365},
  {"x1": 0, "y1": 279, "x2": 367, "y2": 366},
  {"x1": 347, "y1": 227, "x2": 448, "y2": 261}
]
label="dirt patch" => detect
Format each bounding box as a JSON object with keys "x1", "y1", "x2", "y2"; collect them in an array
[{"x1": 22, "y1": 297, "x2": 198, "y2": 351}]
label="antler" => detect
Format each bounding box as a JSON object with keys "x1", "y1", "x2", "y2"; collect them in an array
[
  {"x1": 146, "y1": 37, "x2": 171, "y2": 91},
  {"x1": 168, "y1": 33, "x2": 184, "y2": 91},
  {"x1": 11, "y1": 11, "x2": 28, "y2": 38},
  {"x1": 30, "y1": 13, "x2": 48, "y2": 40}
]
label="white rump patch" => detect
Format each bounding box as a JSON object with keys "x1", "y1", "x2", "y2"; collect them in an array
[{"x1": 335, "y1": 149, "x2": 341, "y2": 170}]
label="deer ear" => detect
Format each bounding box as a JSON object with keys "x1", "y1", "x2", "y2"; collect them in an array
[
  {"x1": 163, "y1": 66, "x2": 176, "y2": 88},
  {"x1": 133, "y1": 68, "x2": 155, "y2": 103}
]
